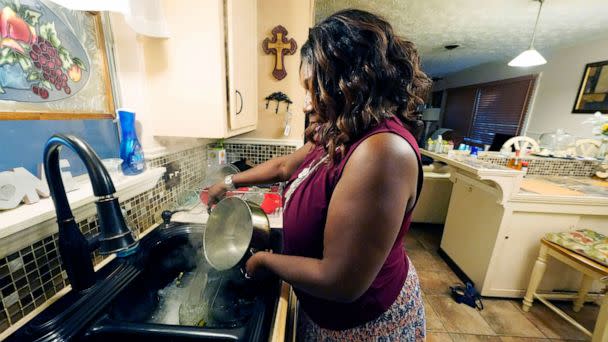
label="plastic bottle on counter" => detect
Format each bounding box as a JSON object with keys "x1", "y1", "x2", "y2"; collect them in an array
[
  {"x1": 470, "y1": 146, "x2": 479, "y2": 157},
  {"x1": 435, "y1": 135, "x2": 443, "y2": 153},
  {"x1": 521, "y1": 161, "x2": 529, "y2": 173},
  {"x1": 427, "y1": 138, "x2": 435, "y2": 152},
  {"x1": 507, "y1": 151, "x2": 522, "y2": 170},
  {"x1": 447, "y1": 141, "x2": 454, "y2": 153}
]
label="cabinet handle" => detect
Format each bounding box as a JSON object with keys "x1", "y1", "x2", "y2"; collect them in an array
[{"x1": 236, "y1": 90, "x2": 243, "y2": 115}]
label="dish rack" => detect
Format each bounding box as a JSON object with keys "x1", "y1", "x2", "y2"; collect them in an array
[{"x1": 199, "y1": 185, "x2": 284, "y2": 217}]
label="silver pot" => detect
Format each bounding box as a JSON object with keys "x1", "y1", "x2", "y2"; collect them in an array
[{"x1": 203, "y1": 197, "x2": 270, "y2": 271}]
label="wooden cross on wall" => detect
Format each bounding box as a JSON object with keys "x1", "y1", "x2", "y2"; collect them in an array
[{"x1": 262, "y1": 25, "x2": 297, "y2": 81}]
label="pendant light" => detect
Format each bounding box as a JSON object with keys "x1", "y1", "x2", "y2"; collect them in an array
[{"x1": 509, "y1": 0, "x2": 547, "y2": 67}]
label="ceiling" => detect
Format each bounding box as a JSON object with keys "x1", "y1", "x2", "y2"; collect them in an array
[{"x1": 314, "y1": 0, "x2": 608, "y2": 77}]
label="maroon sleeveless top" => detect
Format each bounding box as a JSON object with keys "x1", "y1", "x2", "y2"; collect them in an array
[{"x1": 282, "y1": 116, "x2": 423, "y2": 330}]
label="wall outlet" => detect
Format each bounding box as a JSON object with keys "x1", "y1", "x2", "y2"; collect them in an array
[{"x1": 163, "y1": 161, "x2": 181, "y2": 190}]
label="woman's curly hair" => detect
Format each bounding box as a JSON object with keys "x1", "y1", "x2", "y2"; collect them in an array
[{"x1": 302, "y1": 9, "x2": 431, "y2": 161}]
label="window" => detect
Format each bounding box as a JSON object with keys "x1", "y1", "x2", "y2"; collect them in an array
[
  {"x1": 443, "y1": 87, "x2": 477, "y2": 140},
  {"x1": 442, "y1": 75, "x2": 537, "y2": 146}
]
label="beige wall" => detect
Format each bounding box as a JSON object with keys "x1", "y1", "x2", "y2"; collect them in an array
[
  {"x1": 240, "y1": 0, "x2": 314, "y2": 141},
  {"x1": 434, "y1": 35, "x2": 608, "y2": 139}
]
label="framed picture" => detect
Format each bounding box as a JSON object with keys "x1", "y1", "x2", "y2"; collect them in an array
[
  {"x1": 0, "y1": 0, "x2": 114, "y2": 120},
  {"x1": 573, "y1": 60, "x2": 608, "y2": 114}
]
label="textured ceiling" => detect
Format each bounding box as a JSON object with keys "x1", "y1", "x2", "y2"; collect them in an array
[{"x1": 314, "y1": 0, "x2": 608, "y2": 77}]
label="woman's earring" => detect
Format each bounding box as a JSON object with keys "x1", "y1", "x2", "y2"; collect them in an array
[{"x1": 304, "y1": 91, "x2": 312, "y2": 108}]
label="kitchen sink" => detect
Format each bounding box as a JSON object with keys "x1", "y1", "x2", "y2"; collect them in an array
[{"x1": 7, "y1": 223, "x2": 282, "y2": 342}]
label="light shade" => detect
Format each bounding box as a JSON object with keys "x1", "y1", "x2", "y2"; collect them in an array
[{"x1": 508, "y1": 48, "x2": 547, "y2": 67}]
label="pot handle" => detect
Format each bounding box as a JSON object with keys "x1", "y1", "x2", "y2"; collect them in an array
[
  {"x1": 240, "y1": 247, "x2": 259, "y2": 279},
  {"x1": 241, "y1": 267, "x2": 252, "y2": 280}
]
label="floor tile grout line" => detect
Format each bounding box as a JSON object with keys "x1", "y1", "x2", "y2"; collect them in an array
[
  {"x1": 415, "y1": 235, "x2": 459, "y2": 336},
  {"x1": 474, "y1": 298, "x2": 549, "y2": 339},
  {"x1": 421, "y1": 291, "x2": 448, "y2": 333},
  {"x1": 426, "y1": 294, "x2": 499, "y2": 336},
  {"x1": 476, "y1": 304, "x2": 502, "y2": 337},
  {"x1": 506, "y1": 299, "x2": 554, "y2": 340},
  {"x1": 414, "y1": 233, "x2": 539, "y2": 339}
]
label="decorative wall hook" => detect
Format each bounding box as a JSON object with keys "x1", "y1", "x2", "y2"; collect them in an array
[{"x1": 265, "y1": 91, "x2": 293, "y2": 114}]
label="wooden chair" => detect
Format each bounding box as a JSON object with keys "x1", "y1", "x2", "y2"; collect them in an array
[
  {"x1": 575, "y1": 139, "x2": 601, "y2": 158},
  {"x1": 501, "y1": 136, "x2": 540, "y2": 153},
  {"x1": 522, "y1": 238, "x2": 608, "y2": 342}
]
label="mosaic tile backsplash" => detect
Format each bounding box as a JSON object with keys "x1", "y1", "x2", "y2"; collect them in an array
[
  {"x1": 0, "y1": 145, "x2": 206, "y2": 335},
  {"x1": 478, "y1": 154, "x2": 602, "y2": 177},
  {"x1": 223, "y1": 142, "x2": 298, "y2": 165}
]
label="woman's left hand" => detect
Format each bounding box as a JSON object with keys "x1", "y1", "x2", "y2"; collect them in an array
[{"x1": 245, "y1": 251, "x2": 271, "y2": 279}]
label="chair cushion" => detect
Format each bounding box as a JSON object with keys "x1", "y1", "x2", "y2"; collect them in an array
[{"x1": 545, "y1": 229, "x2": 608, "y2": 266}]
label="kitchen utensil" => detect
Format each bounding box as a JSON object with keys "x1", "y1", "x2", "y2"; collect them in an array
[{"x1": 204, "y1": 197, "x2": 270, "y2": 271}]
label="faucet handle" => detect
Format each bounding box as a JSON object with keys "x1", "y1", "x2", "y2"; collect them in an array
[
  {"x1": 161, "y1": 210, "x2": 173, "y2": 224},
  {"x1": 161, "y1": 209, "x2": 184, "y2": 225}
]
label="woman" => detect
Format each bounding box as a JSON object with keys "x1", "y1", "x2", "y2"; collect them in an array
[{"x1": 208, "y1": 9, "x2": 430, "y2": 341}]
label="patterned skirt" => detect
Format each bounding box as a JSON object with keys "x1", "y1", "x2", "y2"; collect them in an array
[{"x1": 297, "y1": 260, "x2": 426, "y2": 341}]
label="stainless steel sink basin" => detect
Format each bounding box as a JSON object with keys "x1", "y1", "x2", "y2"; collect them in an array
[{"x1": 6, "y1": 223, "x2": 282, "y2": 342}]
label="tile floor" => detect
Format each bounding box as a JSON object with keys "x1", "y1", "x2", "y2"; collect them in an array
[{"x1": 406, "y1": 224, "x2": 599, "y2": 342}]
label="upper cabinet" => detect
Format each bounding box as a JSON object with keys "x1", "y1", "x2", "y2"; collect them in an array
[
  {"x1": 226, "y1": 0, "x2": 258, "y2": 131},
  {"x1": 149, "y1": 0, "x2": 258, "y2": 138}
]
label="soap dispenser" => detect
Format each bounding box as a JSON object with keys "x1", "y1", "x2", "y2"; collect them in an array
[{"x1": 117, "y1": 108, "x2": 146, "y2": 175}]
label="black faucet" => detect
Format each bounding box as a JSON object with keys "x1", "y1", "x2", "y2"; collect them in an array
[{"x1": 43, "y1": 134, "x2": 138, "y2": 292}]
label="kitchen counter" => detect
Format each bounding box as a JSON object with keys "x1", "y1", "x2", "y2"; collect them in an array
[
  {"x1": 422, "y1": 149, "x2": 608, "y2": 298},
  {"x1": 270, "y1": 282, "x2": 291, "y2": 342},
  {"x1": 518, "y1": 175, "x2": 608, "y2": 197}
]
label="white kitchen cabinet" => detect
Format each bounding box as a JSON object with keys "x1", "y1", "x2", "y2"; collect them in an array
[
  {"x1": 440, "y1": 179, "x2": 505, "y2": 292},
  {"x1": 422, "y1": 149, "x2": 608, "y2": 298},
  {"x1": 149, "y1": 0, "x2": 258, "y2": 138},
  {"x1": 226, "y1": 0, "x2": 258, "y2": 131},
  {"x1": 439, "y1": 173, "x2": 608, "y2": 298}
]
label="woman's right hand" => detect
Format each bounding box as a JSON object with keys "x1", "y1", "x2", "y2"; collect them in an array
[{"x1": 206, "y1": 182, "x2": 228, "y2": 208}]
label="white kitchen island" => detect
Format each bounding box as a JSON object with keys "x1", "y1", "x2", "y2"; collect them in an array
[{"x1": 422, "y1": 150, "x2": 608, "y2": 298}]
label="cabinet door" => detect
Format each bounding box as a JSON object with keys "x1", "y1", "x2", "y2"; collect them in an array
[
  {"x1": 226, "y1": 0, "x2": 258, "y2": 131},
  {"x1": 148, "y1": 0, "x2": 229, "y2": 138}
]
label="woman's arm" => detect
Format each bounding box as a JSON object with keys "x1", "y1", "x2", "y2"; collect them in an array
[
  {"x1": 232, "y1": 142, "x2": 314, "y2": 186},
  {"x1": 207, "y1": 142, "x2": 314, "y2": 205},
  {"x1": 247, "y1": 133, "x2": 419, "y2": 303}
]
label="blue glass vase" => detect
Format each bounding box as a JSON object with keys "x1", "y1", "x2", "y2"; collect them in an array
[{"x1": 118, "y1": 109, "x2": 146, "y2": 175}]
